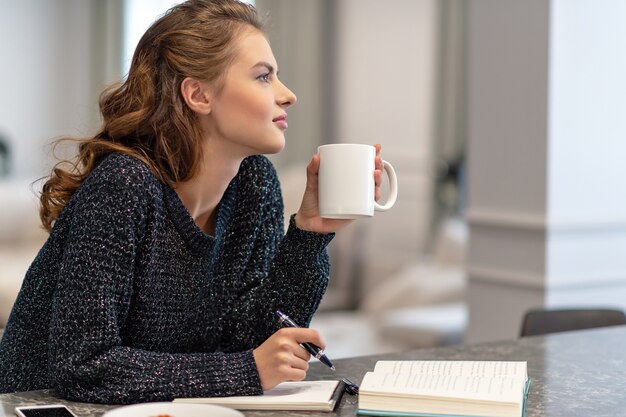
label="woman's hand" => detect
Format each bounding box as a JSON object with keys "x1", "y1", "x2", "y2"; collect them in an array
[
  {"x1": 295, "y1": 144, "x2": 384, "y2": 233},
  {"x1": 252, "y1": 327, "x2": 326, "y2": 391}
]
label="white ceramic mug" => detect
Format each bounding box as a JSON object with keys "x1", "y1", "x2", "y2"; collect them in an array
[{"x1": 317, "y1": 144, "x2": 398, "y2": 219}]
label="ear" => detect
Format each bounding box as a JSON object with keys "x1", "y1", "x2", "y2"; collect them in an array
[{"x1": 180, "y1": 77, "x2": 212, "y2": 115}]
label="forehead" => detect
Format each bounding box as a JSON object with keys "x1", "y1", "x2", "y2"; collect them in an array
[{"x1": 230, "y1": 29, "x2": 277, "y2": 69}]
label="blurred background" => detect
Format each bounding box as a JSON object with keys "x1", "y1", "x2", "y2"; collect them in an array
[{"x1": 1, "y1": 0, "x2": 626, "y2": 359}]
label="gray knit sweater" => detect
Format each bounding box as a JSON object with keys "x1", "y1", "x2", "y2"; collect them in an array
[{"x1": 0, "y1": 153, "x2": 333, "y2": 404}]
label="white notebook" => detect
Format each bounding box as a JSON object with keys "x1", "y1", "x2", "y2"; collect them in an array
[{"x1": 174, "y1": 380, "x2": 343, "y2": 411}]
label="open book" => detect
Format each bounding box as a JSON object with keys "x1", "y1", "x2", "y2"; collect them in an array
[
  {"x1": 358, "y1": 360, "x2": 530, "y2": 417},
  {"x1": 173, "y1": 380, "x2": 343, "y2": 412}
]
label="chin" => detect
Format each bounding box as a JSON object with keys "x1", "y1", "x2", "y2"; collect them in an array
[{"x1": 263, "y1": 136, "x2": 286, "y2": 154}]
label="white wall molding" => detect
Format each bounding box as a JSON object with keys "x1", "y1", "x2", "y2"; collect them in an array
[
  {"x1": 468, "y1": 265, "x2": 626, "y2": 290},
  {"x1": 470, "y1": 214, "x2": 626, "y2": 288},
  {"x1": 466, "y1": 208, "x2": 546, "y2": 231},
  {"x1": 467, "y1": 208, "x2": 626, "y2": 233},
  {"x1": 467, "y1": 265, "x2": 545, "y2": 289}
]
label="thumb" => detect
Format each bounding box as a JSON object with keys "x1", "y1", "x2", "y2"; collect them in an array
[{"x1": 305, "y1": 154, "x2": 320, "y2": 191}]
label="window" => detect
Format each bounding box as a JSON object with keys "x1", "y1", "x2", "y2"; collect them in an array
[
  {"x1": 122, "y1": 0, "x2": 255, "y2": 75},
  {"x1": 122, "y1": 0, "x2": 182, "y2": 75}
]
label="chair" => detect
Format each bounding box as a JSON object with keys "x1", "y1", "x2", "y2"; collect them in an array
[{"x1": 519, "y1": 308, "x2": 626, "y2": 337}]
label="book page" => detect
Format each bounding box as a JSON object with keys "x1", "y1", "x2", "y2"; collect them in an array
[
  {"x1": 361, "y1": 371, "x2": 524, "y2": 404},
  {"x1": 173, "y1": 380, "x2": 340, "y2": 410},
  {"x1": 257, "y1": 380, "x2": 338, "y2": 403},
  {"x1": 373, "y1": 360, "x2": 527, "y2": 379}
]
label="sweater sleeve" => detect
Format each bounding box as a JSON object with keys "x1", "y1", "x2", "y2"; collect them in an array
[
  {"x1": 217, "y1": 157, "x2": 334, "y2": 352},
  {"x1": 48, "y1": 167, "x2": 262, "y2": 404}
]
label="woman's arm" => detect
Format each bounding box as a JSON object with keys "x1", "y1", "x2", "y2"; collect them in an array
[
  {"x1": 215, "y1": 156, "x2": 334, "y2": 353},
  {"x1": 218, "y1": 147, "x2": 383, "y2": 353},
  {"x1": 48, "y1": 166, "x2": 263, "y2": 404}
]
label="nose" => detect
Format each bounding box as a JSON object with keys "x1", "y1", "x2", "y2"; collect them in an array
[{"x1": 276, "y1": 80, "x2": 297, "y2": 108}]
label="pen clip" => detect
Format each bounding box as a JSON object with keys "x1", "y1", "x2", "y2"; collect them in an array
[{"x1": 313, "y1": 349, "x2": 325, "y2": 359}]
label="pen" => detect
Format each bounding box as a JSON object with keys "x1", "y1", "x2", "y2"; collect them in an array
[{"x1": 275, "y1": 310, "x2": 336, "y2": 371}]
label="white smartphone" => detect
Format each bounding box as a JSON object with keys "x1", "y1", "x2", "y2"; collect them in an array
[{"x1": 15, "y1": 405, "x2": 78, "y2": 417}]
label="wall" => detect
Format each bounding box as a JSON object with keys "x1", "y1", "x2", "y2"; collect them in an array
[
  {"x1": 334, "y1": 0, "x2": 438, "y2": 296},
  {"x1": 547, "y1": 0, "x2": 626, "y2": 284},
  {"x1": 0, "y1": 0, "x2": 123, "y2": 180},
  {"x1": 465, "y1": 0, "x2": 626, "y2": 343},
  {"x1": 254, "y1": 0, "x2": 442, "y2": 306},
  {"x1": 255, "y1": 0, "x2": 332, "y2": 170}
]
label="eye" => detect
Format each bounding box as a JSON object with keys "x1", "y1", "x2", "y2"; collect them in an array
[{"x1": 257, "y1": 73, "x2": 271, "y2": 83}]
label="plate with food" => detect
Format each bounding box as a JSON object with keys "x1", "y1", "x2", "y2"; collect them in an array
[{"x1": 103, "y1": 402, "x2": 244, "y2": 417}]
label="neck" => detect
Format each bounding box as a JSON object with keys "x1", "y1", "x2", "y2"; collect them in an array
[{"x1": 174, "y1": 141, "x2": 244, "y2": 235}]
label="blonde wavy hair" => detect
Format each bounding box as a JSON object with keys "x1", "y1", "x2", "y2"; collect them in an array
[{"x1": 39, "y1": 0, "x2": 264, "y2": 231}]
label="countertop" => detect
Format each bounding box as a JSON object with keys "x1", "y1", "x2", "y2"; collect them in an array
[{"x1": 2, "y1": 325, "x2": 626, "y2": 416}]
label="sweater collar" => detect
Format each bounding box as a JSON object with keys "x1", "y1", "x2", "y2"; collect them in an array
[{"x1": 161, "y1": 178, "x2": 238, "y2": 255}]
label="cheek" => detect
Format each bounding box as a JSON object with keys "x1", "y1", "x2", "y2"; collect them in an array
[{"x1": 229, "y1": 89, "x2": 273, "y2": 121}]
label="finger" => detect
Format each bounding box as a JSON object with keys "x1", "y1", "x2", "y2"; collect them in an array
[
  {"x1": 290, "y1": 355, "x2": 310, "y2": 371},
  {"x1": 277, "y1": 327, "x2": 326, "y2": 349},
  {"x1": 285, "y1": 367, "x2": 307, "y2": 382},
  {"x1": 307, "y1": 154, "x2": 320, "y2": 176},
  {"x1": 374, "y1": 168, "x2": 383, "y2": 187},
  {"x1": 293, "y1": 345, "x2": 312, "y2": 362},
  {"x1": 374, "y1": 144, "x2": 383, "y2": 172},
  {"x1": 292, "y1": 328, "x2": 326, "y2": 350},
  {"x1": 304, "y1": 154, "x2": 320, "y2": 192}
]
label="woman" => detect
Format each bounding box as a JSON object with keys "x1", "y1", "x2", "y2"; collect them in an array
[{"x1": 0, "y1": 0, "x2": 383, "y2": 404}]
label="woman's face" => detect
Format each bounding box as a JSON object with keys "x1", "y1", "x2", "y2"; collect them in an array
[{"x1": 207, "y1": 29, "x2": 297, "y2": 156}]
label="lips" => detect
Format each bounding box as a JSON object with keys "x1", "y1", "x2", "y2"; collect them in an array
[{"x1": 273, "y1": 114, "x2": 288, "y2": 130}]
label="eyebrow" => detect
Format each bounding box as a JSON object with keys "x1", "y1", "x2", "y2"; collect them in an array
[{"x1": 252, "y1": 61, "x2": 278, "y2": 74}]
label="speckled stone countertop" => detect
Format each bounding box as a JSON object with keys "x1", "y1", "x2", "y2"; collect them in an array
[{"x1": 2, "y1": 325, "x2": 626, "y2": 416}]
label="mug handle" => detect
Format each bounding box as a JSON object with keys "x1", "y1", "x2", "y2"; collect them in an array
[{"x1": 374, "y1": 160, "x2": 398, "y2": 211}]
